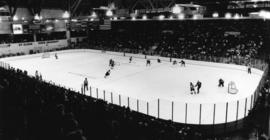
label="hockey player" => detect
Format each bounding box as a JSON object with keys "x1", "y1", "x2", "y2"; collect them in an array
[
  {"x1": 104, "y1": 70, "x2": 111, "y2": 78},
  {"x1": 180, "y1": 60, "x2": 185, "y2": 67},
  {"x1": 83, "y1": 78, "x2": 88, "y2": 91},
  {"x1": 195, "y1": 81, "x2": 202, "y2": 94},
  {"x1": 109, "y1": 59, "x2": 113, "y2": 67},
  {"x1": 109, "y1": 59, "x2": 115, "y2": 69},
  {"x1": 55, "y1": 53, "x2": 58, "y2": 59},
  {"x1": 173, "y1": 60, "x2": 177, "y2": 65},
  {"x1": 190, "y1": 82, "x2": 195, "y2": 94},
  {"x1": 111, "y1": 61, "x2": 115, "y2": 69},
  {"x1": 157, "y1": 58, "x2": 161, "y2": 63},
  {"x1": 218, "y1": 78, "x2": 224, "y2": 87},
  {"x1": 248, "y1": 66, "x2": 252, "y2": 74},
  {"x1": 146, "y1": 59, "x2": 151, "y2": 66},
  {"x1": 129, "y1": 56, "x2": 133, "y2": 63}
]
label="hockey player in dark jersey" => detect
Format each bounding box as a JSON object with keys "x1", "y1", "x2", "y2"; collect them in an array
[
  {"x1": 173, "y1": 60, "x2": 177, "y2": 65},
  {"x1": 129, "y1": 56, "x2": 133, "y2": 63},
  {"x1": 157, "y1": 58, "x2": 161, "y2": 63},
  {"x1": 111, "y1": 61, "x2": 115, "y2": 69},
  {"x1": 109, "y1": 59, "x2": 113, "y2": 67},
  {"x1": 248, "y1": 66, "x2": 251, "y2": 74},
  {"x1": 55, "y1": 53, "x2": 58, "y2": 59},
  {"x1": 104, "y1": 70, "x2": 111, "y2": 78},
  {"x1": 247, "y1": 63, "x2": 252, "y2": 74},
  {"x1": 190, "y1": 82, "x2": 195, "y2": 94},
  {"x1": 195, "y1": 81, "x2": 202, "y2": 94},
  {"x1": 180, "y1": 60, "x2": 185, "y2": 67},
  {"x1": 146, "y1": 59, "x2": 151, "y2": 66},
  {"x1": 218, "y1": 78, "x2": 224, "y2": 87},
  {"x1": 109, "y1": 59, "x2": 115, "y2": 69}
]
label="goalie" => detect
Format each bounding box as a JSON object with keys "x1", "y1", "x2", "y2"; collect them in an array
[{"x1": 218, "y1": 78, "x2": 224, "y2": 87}]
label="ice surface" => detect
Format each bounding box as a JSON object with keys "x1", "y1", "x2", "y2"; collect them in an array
[{"x1": 1, "y1": 49, "x2": 263, "y2": 124}]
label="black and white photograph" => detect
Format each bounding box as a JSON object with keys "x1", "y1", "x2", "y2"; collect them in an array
[{"x1": 1, "y1": 0, "x2": 270, "y2": 140}]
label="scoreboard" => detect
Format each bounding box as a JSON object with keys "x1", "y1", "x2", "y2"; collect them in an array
[{"x1": 12, "y1": 24, "x2": 23, "y2": 34}]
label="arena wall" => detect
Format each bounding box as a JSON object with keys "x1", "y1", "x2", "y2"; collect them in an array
[{"x1": 0, "y1": 39, "x2": 68, "y2": 55}]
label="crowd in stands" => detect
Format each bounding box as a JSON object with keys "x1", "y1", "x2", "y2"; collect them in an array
[
  {"x1": 37, "y1": 32, "x2": 67, "y2": 41},
  {"x1": 88, "y1": 19, "x2": 270, "y2": 61},
  {"x1": 70, "y1": 31, "x2": 87, "y2": 38},
  {"x1": 12, "y1": 34, "x2": 34, "y2": 43},
  {"x1": 0, "y1": 34, "x2": 34, "y2": 44},
  {"x1": 0, "y1": 66, "x2": 203, "y2": 140},
  {"x1": 244, "y1": 72, "x2": 270, "y2": 140},
  {"x1": 0, "y1": 35, "x2": 12, "y2": 44}
]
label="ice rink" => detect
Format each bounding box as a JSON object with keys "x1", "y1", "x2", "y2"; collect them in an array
[{"x1": 1, "y1": 49, "x2": 264, "y2": 125}]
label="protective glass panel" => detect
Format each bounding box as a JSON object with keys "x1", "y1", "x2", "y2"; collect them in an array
[
  {"x1": 120, "y1": 95, "x2": 129, "y2": 108},
  {"x1": 138, "y1": 99, "x2": 148, "y2": 114},
  {"x1": 100, "y1": 90, "x2": 106, "y2": 101},
  {"x1": 88, "y1": 86, "x2": 93, "y2": 97},
  {"x1": 238, "y1": 98, "x2": 246, "y2": 120},
  {"x1": 201, "y1": 103, "x2": 214, "y2": 124},
  {"x1": 215, "y1": 102, "x2": 226, "y2": 124},
  {"x1": 129, "y1": 97, "x2": 138, "y2": 112},
  {"x1": 249, "y1": 95, "x2": 253, "y2": 110},
  {"x1": 148, "y1": 99, "x2": 158, "y2": 118},
  {"x1": 227, "y1": 101, "x2": 237, "y2": 122},
  {"x1": 104, "y1": 91, "x2": 113, "y2": 104},
  {"x1": 96, "y1": 88, "x2": 104, "y2": 100},
  {"x1": 174, "y1": 101, "x2": 186, "y2": 123},
  {"x1": 92, "y1": 87, "x2": 99, "y2": 99},
  {"x1": 159, "y1": 99, "x2": 172, "y2": 121},
  {"x1": 245, "y1": 96, "x2": 251, "y2": 117},
  {"x1": 186, "y1": 103, "x2": 200, "y2": 124},
  {"x1": 112, "y1": 92, "x2": 120, "y2": 106}
]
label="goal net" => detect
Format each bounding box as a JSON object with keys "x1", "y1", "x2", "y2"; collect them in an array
[
  {"x1": 41, "y1": 52, "x2": 50, "y2": 59},
  {"x1": 228, "y1": 81, "x2": 238, "y2": 94}
]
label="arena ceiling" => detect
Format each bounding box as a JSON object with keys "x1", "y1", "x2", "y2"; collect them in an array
[
  {"x1": 0, "y1": 0, "x2": 263, "y2": 17},
  {"x1": 1, "y1": 0, "x2": 242, "y2": 9},
  {"x1": 1, "y1": 0, "x2": 238, "y2": 8}
]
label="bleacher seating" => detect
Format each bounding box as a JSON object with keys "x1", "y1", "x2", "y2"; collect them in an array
[
  {"x1": 0, "y1": 67, "x2": 202, "y2": 140},
  {"x1": 88, "y1": 19, "x2": 270, "y2": 60}
]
